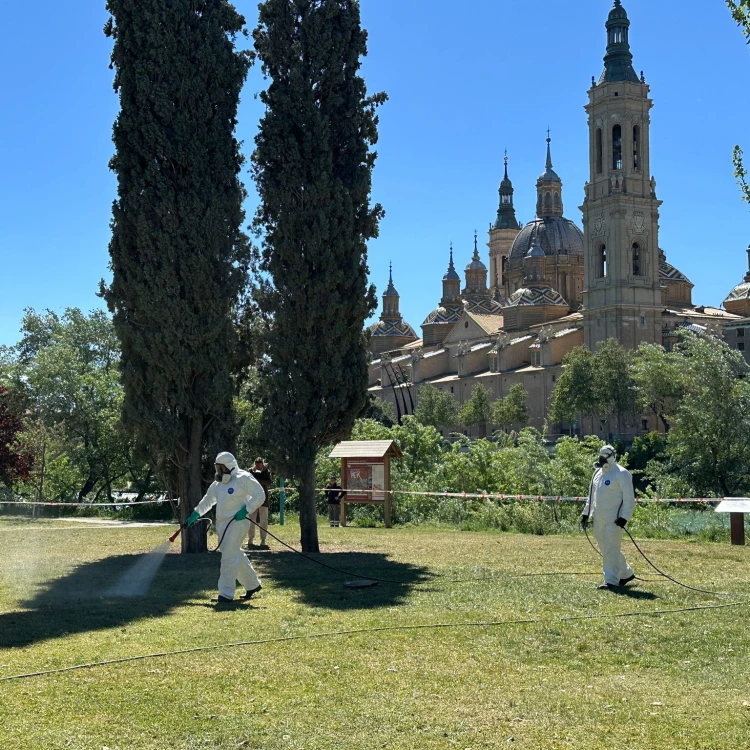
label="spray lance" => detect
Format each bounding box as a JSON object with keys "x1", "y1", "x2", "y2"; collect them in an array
[{"x1": 167, "y1": 507, "x2": 247, "y2": 549}]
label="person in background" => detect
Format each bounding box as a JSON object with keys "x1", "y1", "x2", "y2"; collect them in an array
[
  {"x1": 325, "y1": 475, "x2": 345, "y2": 527},
  {"x1": 248, "y1": 457, "x2": 271, "y2": 547},
  {"x1": 186, "y1": 452, "x2": 265, "y2": 603}
]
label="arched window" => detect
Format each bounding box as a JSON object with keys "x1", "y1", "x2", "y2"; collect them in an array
[
  {"x1": 545, "y1": 192, "x2": 552, "y2": 211},
  {"x1": 596, "y1": 129, "x2": 603, "y2": 174},
  {"x1": 554, "y1": 192, "x2": 561, "y2": 209},
  {"x1": 597, "y1": 244, "x2": 607, "y2": 278},
  {"x1": 633, "y1": 125, "x2": 640, "y2": 170},
  {"x1": 501, "y1": 256, "x2": 508, "y2": 274},
  {"x1": 632, "y1": 243, "x2": 641, "y2": 276},
  {"x1": 612, "y1": 125, "x2": 622, "y2": 170}
]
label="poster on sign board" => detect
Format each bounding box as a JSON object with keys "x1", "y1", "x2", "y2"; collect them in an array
[{"x1": 346, "y1": 460, "x2": 385, "y2": 503}]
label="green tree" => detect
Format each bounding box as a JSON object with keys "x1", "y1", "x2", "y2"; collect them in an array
[
  {"x1": 492, "y1": 383, "x2": 529, "y2": 433},
  {"x1": 663, "y1": 335, "x2": 750, "y2": 497},
  {"x1": 459, "y1": 384, "x2": 493, "y2": 438},
  {"x1": 593, "y1": 338, "x2": 636, "y2": 434},
  {"x1": 727, "y1": 2, "x2": 750, "y2": 204},
  {"x1": 631, "y1": 343, "x2": 684, "y2": 432},
  {"x1": 103, "y1": 1, "x2": 251, "y2": 552},
  {"x1": 549, "y1": 346, "x2": 597, "y2": 426},
  {"x1": 252, "y1": 0, "x2": 386, "y2": 551},
  {"x1": 549, "y1": 435, "x2": 603, "y2": 498},
  {"x1": 359, "y1": 394, "x2": 396, "y2": 427},
  {"x1": 413, "y1": 384, "x2": 459, "y2": 429}
]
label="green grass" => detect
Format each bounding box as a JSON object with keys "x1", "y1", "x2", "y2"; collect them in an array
[{"x1": 0, "y1": 517, "x2": 749, "y2": 749}]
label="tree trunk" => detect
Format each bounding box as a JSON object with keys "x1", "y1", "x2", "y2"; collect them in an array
[
  {"x1": 298, "y1": 458, "x2": 320, "y2": 553},
  {"x1": 180, "y1": 414, "x2": 208, "y2": 553}
]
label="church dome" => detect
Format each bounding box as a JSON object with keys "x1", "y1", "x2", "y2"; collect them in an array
[
  {"x1": 608, "y1": 0, "x2": 628, "y2": 22},
  {"x1": 509, "y1": 217, "x2": 584, "y2": 261},
  {"x1": 659, "y1": 260, "x2": 692, "y2": 284},
  {"x1": 369, "y1": 319, "x2": 417, "y2": 338},
  {"x1": 465, "y1": 298, "x2": 503, "y2": 315},
  {"x1": 725, "y1": 281, "x2": 750, "y2": 306},
  {"x1": 504, "y1": 287, "x2": 568, "y2": 308},
  {"x1": 526, "y1": 243, "x2": 545, "y2": 259},
  {"x1": 465, "y1": 255, "x2": 487, "y2": 272},
  {"x1": 422, "y1": 304, "x2": 463, "y2": 327}
]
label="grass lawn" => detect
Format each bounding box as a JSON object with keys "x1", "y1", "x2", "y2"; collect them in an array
[{"x1": 0, "y1": 516, "x2": 748, "y2": 749}]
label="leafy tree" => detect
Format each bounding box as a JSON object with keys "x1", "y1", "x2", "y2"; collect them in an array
[
  {"x1": 0, "y1": 386, "x2": 32, "y2": 486},
  {"x1": 459, "y1": 384, "x2": 493, "y2": 438},
  {"x1": 593, "y1": 338, "x2": 636, "y2": 433},
  {"x1": 549, "y1": 346, "x2": 597, "y2": 425},
  {"x1": 627, "y1": 431, "x2": 667, "y2": 494},
  {"x1": 727, "y1": 2, "x2": 750, "y2": 204},
  {"x1": 103, "y1": 0, "x2": 251, "y2": 552},
  {"x1": 663, "y1": 335, "x2": 750, "y2": 497},
  {"x1": 492, "y1": 383, "x2": 530, "y2": 433},
  {"x1": 549, "y1": 435, "x2": 603, "y2": 498},
  {"x1": 359, "y1": 394, "x2": 396, "y2": 427},
  {"x1": 413, "y1": 384, "x2": 459, "y2": 429},
  {"x1": 631, "y1": 343, "x2": 684, "y2": 432},
  {"x1": 252, "y1": 0, "x2": 386, "y2": 551}
]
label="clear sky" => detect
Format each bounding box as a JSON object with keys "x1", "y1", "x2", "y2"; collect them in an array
[{"x1": 1, "y1": 0, "x2": 749, "y2": 347}]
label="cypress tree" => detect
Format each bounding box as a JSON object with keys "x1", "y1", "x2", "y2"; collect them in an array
[
  {"x1": 103, "y1": 0, "x2": 251, "y2": 552},
  {"x1": 252, "y1": 0, "x2": 385, "y2": 552}
]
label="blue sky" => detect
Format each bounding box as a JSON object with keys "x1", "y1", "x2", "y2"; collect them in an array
[{"x1": 1, "y1": 0, "x2": 749, "y2": 347}]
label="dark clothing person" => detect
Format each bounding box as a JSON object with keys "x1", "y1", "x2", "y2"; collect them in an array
[
  {"x1": 325, "y1": 479, "x2": 345, "y2": 528},
  {"x1": 248, "y1": 460, "x2": 272, "y2": 546},
  {"x1": 250, "y1": 464, "x2": 272, "y2": 507}
]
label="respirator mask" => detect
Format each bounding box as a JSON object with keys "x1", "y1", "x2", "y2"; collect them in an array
[
  {"x1": 595, "y1": 446, "x2": 616, "y2": 469},
  {"x1": 215, "y1": 464, "x2": 232, "y2": 483}
]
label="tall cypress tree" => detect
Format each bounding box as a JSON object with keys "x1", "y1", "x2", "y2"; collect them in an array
[
  {"x1": 252, "y1": 0, "x2": 385, "y2": 552},
  {"x1": 103, "y1": 0, "x2": 251, "y2": 552}
]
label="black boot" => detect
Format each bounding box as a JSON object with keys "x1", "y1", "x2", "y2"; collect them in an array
[{"x1": 241, "y1": 584, "x2": 262, "y2": 600}]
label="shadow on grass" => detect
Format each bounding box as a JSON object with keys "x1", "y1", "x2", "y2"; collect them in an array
[
  {"x1": 250, "y1": 548, "x2": 432, "y2": 610},
  {"x1": 0, "y1": 548, "x2": 430, "y2": 648},
  {"x1": 0, "y1": 551, "x2": 220, "y2": 649},
  {"x1": 604, "y1": 587, "x2": 658, "y2": 600}
]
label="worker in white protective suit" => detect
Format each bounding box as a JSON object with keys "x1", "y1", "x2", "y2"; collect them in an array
[
  {"x1": 186, "y1": 452, "x2": 266, "y2": 603},
  {"x1": 581, "y1": 445, "x2": 636, "y2": 590}
]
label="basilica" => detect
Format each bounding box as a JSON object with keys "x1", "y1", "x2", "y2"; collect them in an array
[{"x1": 367, "y1": 0, "x2": 750, "y2": 437}]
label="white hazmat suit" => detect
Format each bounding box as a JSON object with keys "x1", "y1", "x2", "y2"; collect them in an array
[
  {"x1": 193, "y1": 452, "x2": 266, "y2": 600},
  {"x1": 582, "y1": 446, "x2": 635, "y2": 588}
]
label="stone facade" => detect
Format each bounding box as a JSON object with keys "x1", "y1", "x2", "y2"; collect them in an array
[{"x1": 368, "y1": 1, "x2": 746, "y2": 439}]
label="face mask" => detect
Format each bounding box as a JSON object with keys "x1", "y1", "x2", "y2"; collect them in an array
[{"x1": 215, "y1": 465, "x2": 232, "y2": 483}]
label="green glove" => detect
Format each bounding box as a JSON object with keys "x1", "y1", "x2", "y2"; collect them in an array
[
  {"x1": 186, "y1": 510, "x2": 200, "y2": 528},
  {"x1": 234, "y1": 507, "x2": 248, "y2": 521}
]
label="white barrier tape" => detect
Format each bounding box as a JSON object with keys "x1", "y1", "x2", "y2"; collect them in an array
[
  {"x1": 0, "y1": 500, "x2": 170, "y2": 507},
  {"x1": 269, "y1": 486, "x2": 738, "y2": 504}
]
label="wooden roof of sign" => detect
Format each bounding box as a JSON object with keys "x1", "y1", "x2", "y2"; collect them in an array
[{"x1": 329, "y1": 440, "x2": 404, "y2": 459}]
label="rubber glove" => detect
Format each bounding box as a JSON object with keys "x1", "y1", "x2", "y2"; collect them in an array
[
  {"x1": 186, "y1": 510, "x2": 200, "y2": 527},
  {"x1": 234, "y1": 507, "x2": 248, "y2": 521},
  {"x1": 580, "y1": 514, "x2": 589, "y2": 529},
  {"x1": 614, "y1": 517, "x2": 627, "y2": 529}
]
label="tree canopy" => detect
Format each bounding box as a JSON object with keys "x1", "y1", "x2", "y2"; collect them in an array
[
  {"x1": 103, "y1": 0, "x2": 252, "y2": 551},
  {"x1": 252, "y1": 0, "x2": 386, "y2": 551},
  {"x1": 413, "y1": 384, "x2": 459, "y2": 429}
]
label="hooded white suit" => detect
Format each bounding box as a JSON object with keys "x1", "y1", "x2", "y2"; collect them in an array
[
  {"x1": 583, "y1": 448, "x2": 635, "y2": 587},
  {"x1": 194, "y1": 452, "x2": 266, "y2": 600}
]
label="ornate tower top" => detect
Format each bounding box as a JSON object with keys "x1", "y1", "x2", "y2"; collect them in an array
[
  {"x1": 599, "y1": 0, "x2": 639, "y2": 84},
  {"x1": 443, "y1": 244, "x2": 460, "y2": 281},
  {"x1": 536, "y1": 135, "x2": 564, "y2": 219},
  {"x1": 383, "y1": 262, "x2": 398, "y2": 296},
  {"x1": 493, "y1": 151, "x2": 521, "y2": 230}
]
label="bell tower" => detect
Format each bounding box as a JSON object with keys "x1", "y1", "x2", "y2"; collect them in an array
[{"x1": 582, "y1": 0, "x2": 663, "y2": 349}]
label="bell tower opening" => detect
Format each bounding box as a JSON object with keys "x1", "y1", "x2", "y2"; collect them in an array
[{"x1": 612, "y1": 125, "x2": 622, "y2": 170}]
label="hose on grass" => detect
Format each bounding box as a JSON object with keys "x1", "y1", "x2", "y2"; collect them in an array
[{"x1": 2, "y1": 600, "x2": 745, "y2": 683}]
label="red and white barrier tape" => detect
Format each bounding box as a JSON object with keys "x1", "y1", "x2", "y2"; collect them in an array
[{"x1": 0, "y1": 498, "x2": 170, "y2": 507}]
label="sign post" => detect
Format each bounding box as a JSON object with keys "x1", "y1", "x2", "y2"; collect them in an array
[
  {"x1": 715, "y1": 499, "x2": 749, "y2": 546},
  {"x1": 329, "y1": 441, "x2": 403, "y2": 529}
]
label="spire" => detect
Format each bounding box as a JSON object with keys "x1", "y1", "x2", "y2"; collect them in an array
[
  {"x1": 599, "y1": 0, "x2": 639, "y2": 84},
  {"x1": 536, "y1": 135, "x2": 564, "y2": 218},
  {"x1": 473, "y1": 229, "x2": 479, "y2": 258},
  {"x1": 383, "y1": 261, "x2": 398, "y2": 296},
  {"x1": 493, "y1": 151, "x2": 521, "y2": 230},
  {"x1": 443, "y1": 243, "x2": 460, "y2": 280},
  {"x1": 545, "y1": 128, "x2": 553, "y2": 171}
]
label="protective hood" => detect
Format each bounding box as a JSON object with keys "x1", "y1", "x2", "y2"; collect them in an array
[
  {"x1": 215, "y1": 451, "x2": 239, "y2": 483},
  {"x1": 595, "y1": 444, "x2": 617, "y2": 470}
]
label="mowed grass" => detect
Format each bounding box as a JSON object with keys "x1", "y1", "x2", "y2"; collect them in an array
[{"x1": 0, "y1": 516, "x2": 749, "y2": 749}]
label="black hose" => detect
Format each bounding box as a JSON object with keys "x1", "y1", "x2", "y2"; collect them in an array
[{"x1": 624, "y1": 529, "x2": 728, "y2": 597}]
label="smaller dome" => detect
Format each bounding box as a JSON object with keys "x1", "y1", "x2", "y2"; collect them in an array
[
  {"x1": 608, "y1": 0, "x2": 628, "y2": 22},
  {"x1": 659, "y1": 261, "x2": 692, "y2": 284},
  {"x1": 466, "y1": 298, "x2": 503, "y2": 316},
  {"x1": 443, "y1": 249, "x2": 460, "y2": 281},
  {"x1": 369, "y1": 319, "x2": 417, "y2": 338},
  {"x1": 422, "y1": 304, "x2": 463, "y2": 327},
  {"x1": 466, "y1": 256, "x2": 487, "y2": 272},
  {"x1": 504, "y1": 287, "x2": 567, "y2": 308},
  {"x1": 526, "y1": 244, "x2": 545, "y2": 259},
  {"x1": 725, "y1": 282, "x2": 750, "y2": 305}
]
